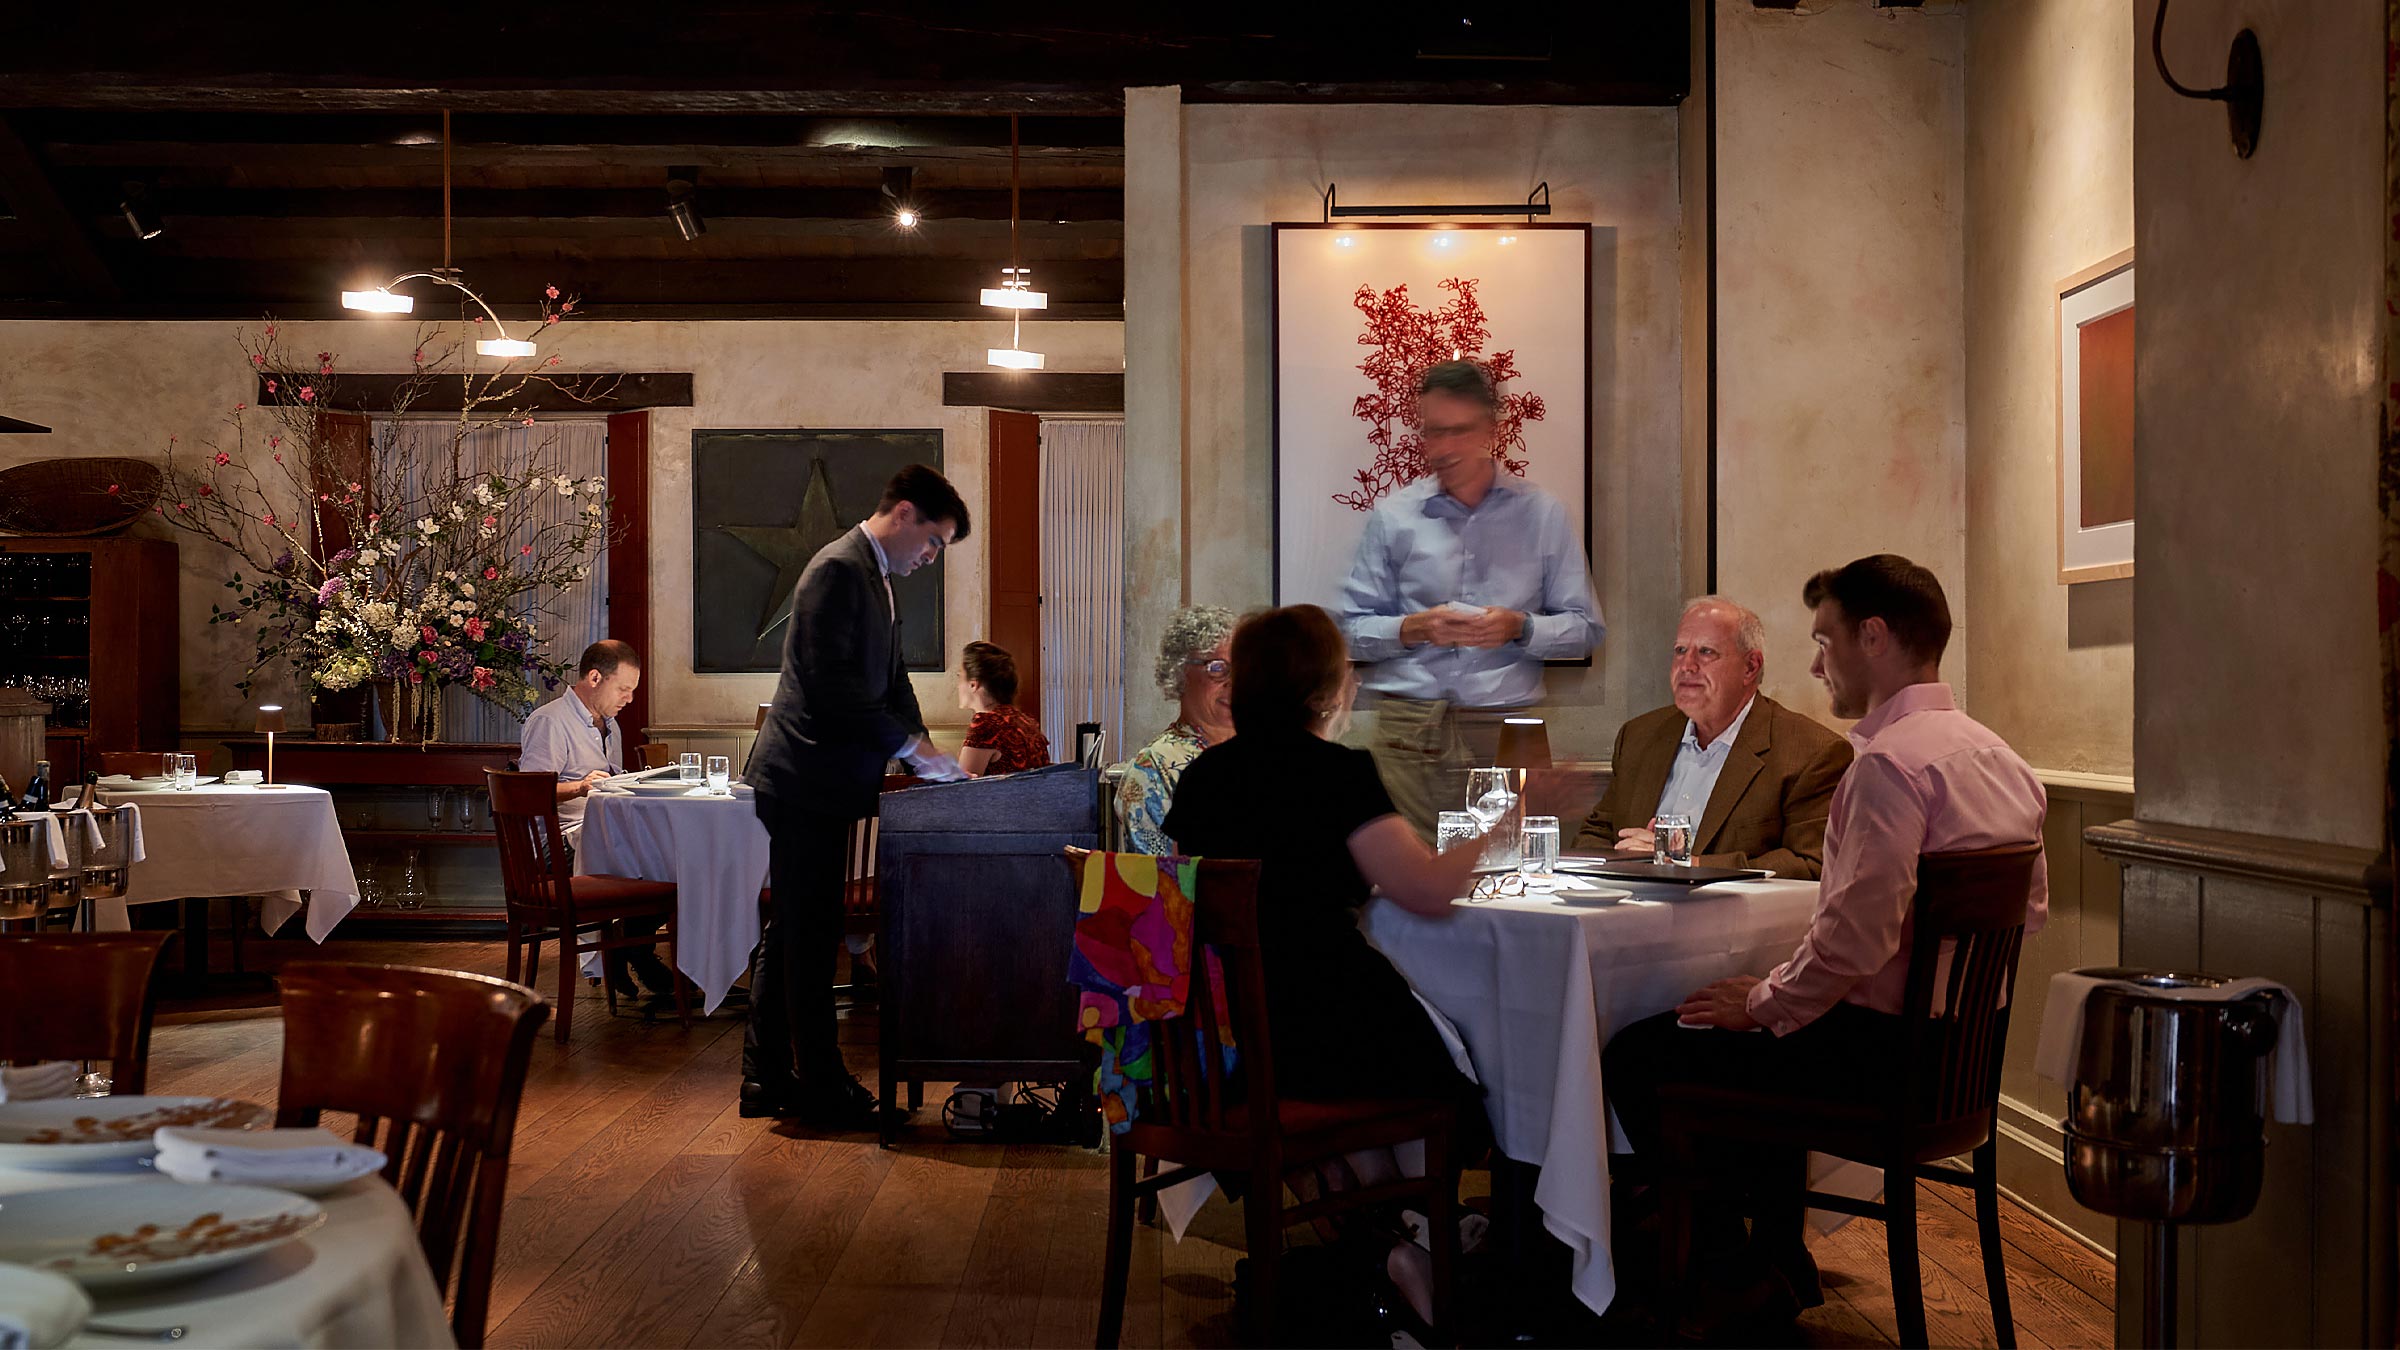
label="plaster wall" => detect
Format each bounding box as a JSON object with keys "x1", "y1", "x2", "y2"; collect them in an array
[
  {"x1": 1963, "y1": 0, "x2": 2135, "y2": 778},
  {"x1": 0, "y1": 318, "x2": 1125, "y2": 734},
  {"x1": 2133, "y1": 0, "x2": 2384, "y2": 847},
  {"x1": 1712, "y1": 0, "x2": 1968, "y2": 721},
  {"x1": 1122, "y1": 86, "x2": 1188, "y2": 741},
  {"x1": 1173, "y1": 102, "x2": 1687, "y2": 757}
]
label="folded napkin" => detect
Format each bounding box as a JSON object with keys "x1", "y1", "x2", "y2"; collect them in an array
[
  {"x1": 152, "y1": 1125, "x2": 385, "y2": 1186},
  {"x1": 0, "y1": 1262, "x2": 91, "y2": 1350},
  {"x1": 0, "y1": 815, "x2": 70, "y2": 875},
  {"x1": 0, "y1": 1061, "x2": 78, "y2": 1104},
  {"x1": 2035, "y1": 971, "x2": 2313, "y2": 1124},
  {"x1": 223, "y1": 769, "x2": 263, "y2": 784}
]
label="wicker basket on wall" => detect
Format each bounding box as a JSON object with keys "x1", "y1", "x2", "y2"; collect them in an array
[{"x1": 0, "y1": 457, "x2": 165, "y2": 536}]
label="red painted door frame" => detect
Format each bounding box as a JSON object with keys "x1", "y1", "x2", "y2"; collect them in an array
[
  {"x1": 605, "y1": 410, "x2": 653, "y2": 744},
  {"x1": 986, "y1": 410, "x2": 1042, "y2": 713}
]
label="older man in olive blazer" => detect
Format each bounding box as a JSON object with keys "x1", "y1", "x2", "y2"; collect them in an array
[{"x1": 1574, "y1": 597, "x2": 1852, "y2": 878}]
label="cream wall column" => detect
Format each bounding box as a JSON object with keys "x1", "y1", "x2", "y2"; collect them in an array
[
  {"x1": 1711, "y1": 0, "x2": 1967, "y2": 718},
  {"x1": 2094, "y1": 0, "x2": 2393, "y2": 1343},
  {"x1": 1122, "y1": 85, "x2": 1188, "y2": 740}
]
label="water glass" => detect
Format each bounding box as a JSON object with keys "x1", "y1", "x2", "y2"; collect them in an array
[
  {"x1": 1519, "y1": 815, "x2": 1560, "y2": 877},
  {"x1": 1435, "y1": 810, "x2": 1480, "y2": 855},
  {"x1": 172, "y1": 754, "x2": 197, "y2": 791},
  {"x1": 705, "y1": 755, "x2": 731, "y2": 796},
  {"x1": 1651, "y1": 813, "x2": 1695, "y2": 866},
  {"x1": 678, "y1": 752, "x2": 703, "y2": 785}
]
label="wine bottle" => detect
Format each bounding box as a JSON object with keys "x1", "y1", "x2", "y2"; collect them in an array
[
  {"x1": 73, "y1": 770, "x2": 98, "y2": 812},
  {"x1": 23, "y1": 760, "x2": 50, "y2": 813}
]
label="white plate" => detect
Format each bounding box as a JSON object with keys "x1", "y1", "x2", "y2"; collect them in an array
[
  {"x1": 0, "y1": 1097, "x2": 269, "y2": 1164},
  {"x1": 95, "y1": 776, "x2": 220, "y2": 793},
  {"x1": 623, "y1": 777, "x2": 709, "y2": 796},
  {"x1": 0, "y1": 1181, "x2": 325, "y2": 1290},
  {"x1": 1553, "y1": 886, "x2": 1633, "y2": 907}
]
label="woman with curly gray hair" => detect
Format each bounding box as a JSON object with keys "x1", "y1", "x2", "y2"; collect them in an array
[{"x1": 1114, "y1": 604, "x2": 1237, "y2": 853}]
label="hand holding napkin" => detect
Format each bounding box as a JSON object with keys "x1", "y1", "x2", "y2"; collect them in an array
[
  {"x1": 0, "y1": 1263, "x2": 91, "y2": 1350},
  {"x1": 153, "y1": 1125, "x2": 385, "y2": 1188},
  {"x1": 0, "y1": 1062, "x2": 77, "y2": 1104}
]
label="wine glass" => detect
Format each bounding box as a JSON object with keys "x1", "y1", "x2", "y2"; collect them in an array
[
  {"x1": 1464, "y1": 768, "x2": 1516, "y2": 829},
  {"x1": 454, "y1": 790, "x2": 476, "y2": 833},
  {"x1": 426, "y1": 789, "x2": 448, "y2": 833}
]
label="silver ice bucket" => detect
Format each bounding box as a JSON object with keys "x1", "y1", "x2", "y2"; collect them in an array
[
  {"x1": 77, "y1": 805, "x2": 130, "y2": 901},
  {"x1": 0, "y1": 815, "x2": 51, "y2": 916}
]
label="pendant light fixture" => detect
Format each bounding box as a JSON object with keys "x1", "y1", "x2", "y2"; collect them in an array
[
  {"x1": 985, "y1": 115, "x2": 1045, "y2": 371},
  {"x1": 339, "y1": 111, "x2": 540, "y2": 361}
]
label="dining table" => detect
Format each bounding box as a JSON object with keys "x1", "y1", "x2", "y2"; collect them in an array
[
  {"x1": 89, "y1": 783, "x2": 360, "y2": 943},
  {"x1": 573, "y1": 782, "x2": 768, "y2": 1011},
  {"x1": 0, "y1": 1155, "x2": 453, "y2": 1348},
  {"x1": 1363, "y1": 872, "x2": 1837, "y2": 1317}
]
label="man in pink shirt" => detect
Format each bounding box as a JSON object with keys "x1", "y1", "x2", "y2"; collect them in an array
[{"x1": 1603, "y1": 554, "x2": 2046, "y2": 1329}]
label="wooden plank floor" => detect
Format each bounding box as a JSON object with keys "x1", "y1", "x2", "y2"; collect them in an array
[{"x1": 146, "y1": 934, "x2": 2116, "y2": 1348}]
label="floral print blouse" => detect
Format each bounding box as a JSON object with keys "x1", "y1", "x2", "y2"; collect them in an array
[{"x1": 1114, "y1": 721, "x2": 1212, "y2": 855}]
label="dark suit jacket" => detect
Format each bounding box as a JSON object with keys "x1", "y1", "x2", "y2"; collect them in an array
[
  {"x1": 747, "y1": 526, "x2": 925, "y2": 819},
  {"x1": 1572, "y1": 693, "x2": 1853, "y2": 879}
]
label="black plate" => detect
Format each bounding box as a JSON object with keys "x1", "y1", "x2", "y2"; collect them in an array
[{"x1": 1554, "y1": 860, "x2": 1771, "y2": 886}]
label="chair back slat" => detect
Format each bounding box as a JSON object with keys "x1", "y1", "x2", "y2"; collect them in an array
[
  {"x1": 486, "y1": 768, "x2": 577, "y2": 922},
  {"x1": 1123, "y1": 859, "x2": 1275, "y2": 1141},
  {"x1": 273, "y1": 961, "x2": 548, "y2": 1349},
  {"x1": 1897, "y1": 843, "x2": 2043, "y2": 1133},
  {"x1": 0, "y1": 932, "x2": 169, "y2": 1092}
]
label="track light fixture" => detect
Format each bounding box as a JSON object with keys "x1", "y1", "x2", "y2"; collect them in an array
[
  {"x1": 335, "y1": 111, "x2": 541, "y2": 362},
  {"x1": 882, "y1": 166, "x2": 920, "y2": 229},
  {"x1": 118, "y1": 184, "x2": 163, "y2": 241},
  {"x1": 666, "y1": 166, "x2": 705, "y2": 241}
]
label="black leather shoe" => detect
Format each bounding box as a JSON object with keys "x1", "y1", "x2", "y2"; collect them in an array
[
  {"x1": 782, "y1": 1074, "x2": 882, "y2": 1131},
  {"x1": 739, "y1": 1077, "x2": 808, "y2": 1119}
]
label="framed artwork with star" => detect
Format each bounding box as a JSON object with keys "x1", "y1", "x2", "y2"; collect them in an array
[{"x1": 691, "y1": 427, "x2": 947, "y2": 673}]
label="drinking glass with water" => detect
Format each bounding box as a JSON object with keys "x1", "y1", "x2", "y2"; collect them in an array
[
  {"x1": 173, "y1": 754, "x2": 197, "y2": 791},
  {"x1": 1519, "y1": 815, "x2": 1560, "y2": 877},
  {"x1": 1650, "y1": 813, "x2": 1695, "y2": 866},
  {"x1": 1436, "y1": 810, "x2": 1480, "y2": 855},
  {"x1": 705, "y1": 755, "x2": 731, "y2": 796},
  {"x1": 678, "y1": 752, "x2": 702, "y2": 785}
]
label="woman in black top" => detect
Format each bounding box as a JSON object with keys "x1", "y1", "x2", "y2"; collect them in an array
[{"x1": 1161, "y1": 603, "x2": 1490, "y2": 1325}]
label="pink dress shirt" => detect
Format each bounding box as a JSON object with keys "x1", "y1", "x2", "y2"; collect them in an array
[{"x1": 1745, "y1": 682, "x2": 2048, "y2": 1037}]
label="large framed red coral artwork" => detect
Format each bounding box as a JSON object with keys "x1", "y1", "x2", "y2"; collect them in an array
[{"x1": 1270, "y1": 222, "x2": 1592, "y2": 608}]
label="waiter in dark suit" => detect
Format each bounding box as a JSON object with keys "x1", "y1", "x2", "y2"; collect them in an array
[{"x1": 742, "y1": 464, "x2": 970, "y2": 1126}]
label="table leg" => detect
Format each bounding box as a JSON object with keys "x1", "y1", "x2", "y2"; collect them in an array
[
  {"x1": 1492, "y1": 1152, "x2": 1547, "y2": 1344},
  {"x1": 181, "y1": 896, "x2": 211, "y2": 980}
]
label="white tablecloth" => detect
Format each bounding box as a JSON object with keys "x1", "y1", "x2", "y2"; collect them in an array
[
  {"x1": 1364, "y1": 876, "x2": 1823, "y2": 1316},
  {"x1": 92, "y1": 785, "x2": 360, "y2": 942},
  {"x1": 0, "y1": 1163, "x2": 453, "y2": 1349},
  {"x1": 575, "y1": 787, "x2": 767, "y2": 1011}
]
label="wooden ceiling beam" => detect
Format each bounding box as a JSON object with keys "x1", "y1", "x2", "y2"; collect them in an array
[
  {"x1": 78, "y1": 186, "x2": 1120, "y2": 223},
  {"x1": 0, "y1": 115, "x2": 118, "y2": 298}
]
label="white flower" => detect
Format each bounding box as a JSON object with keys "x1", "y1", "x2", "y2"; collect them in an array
[
  {"x1": 360, "y1": 601, "x2": 395, "y2": 631},
  {"x1": 314, "y1": 612, "x2": 339, "y2": 634},
  {"x1": 458, "y1": 583, "x2": 475, "y2": 598},
  {"x1": 572, "y1": 565, "x2": 588, "y2": 580},
  {"x1": 415, "y1": 516, "x2": 439, "y2": 536},
  {"x1": 447, "y1": 504, "x2": 466, "y2": 522},
  {"x1": 450, "y1": 599, "x2": 473, "y2": 612},
  {"x1": 390, "y1": 622, "x2": 418, "y2": 648},
  {"x1": 582, "y1": 476, "x2": 606, "y2": 495},
  {"x1": 582, "y1": 501, "x2": 603, "y2": 517},
  {"x1": 557, "y1": 481, "x2": 575, "y2": 497},
  {"x1": 442, "y1": 571, "x2": 458, "y2": 581},
  {"x1": 354, "y1": 549, "x2": 379, "y2": 568},
  {"x1": 472, "y1": 482, "x2": 494, "y2": 505},
  {"x1": 478, "y1": 525, "x2": 498, "y2": 539}
]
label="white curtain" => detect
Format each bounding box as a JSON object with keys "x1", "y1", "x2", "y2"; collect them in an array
[
  {"x1": 371, "y1": 417, "x2": 611, "y2": 743},
  {"x1": 1038, "y1": 419, "x2": 1126, "y2": 764}
]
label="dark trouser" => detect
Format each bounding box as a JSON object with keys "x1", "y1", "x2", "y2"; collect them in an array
[
  {"x1": 1604, "y1": 1003, "x2": 1904, "y2": 1255},
  {"x1": 564, "y1": 836, "x2": 675, "y2": 995},
  {"x1": 741, "y1": 792, "x2": 855, "y2": 1090}
]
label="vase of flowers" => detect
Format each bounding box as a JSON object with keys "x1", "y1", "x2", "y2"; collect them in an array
[{"x1": 153, "y1": 301, "x2": 617, "y2": 741}]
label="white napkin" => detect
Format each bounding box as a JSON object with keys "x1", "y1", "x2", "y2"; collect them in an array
[
  {"x1": 0, "y1": 1262, "x2": 91, "y2": 1350},
  {"x1": 152, "y1": 1125, "x2": 385, "y2": 1186},
  {"x1": 0, "y1": 815, "x2": 70, "y2": 875},
  {"x1": 110, "y1": 803, "x2": 145, "y2": 864},
  {"x1": 0, "y1": 1062, "x2": 77, "y2": 1103},
  {"x1": 2035, "y1": 971, "x2": 2313, "y2": 1124},
  {"x1": 223, "y1": 769, "x2": 263, "y2": 785}
]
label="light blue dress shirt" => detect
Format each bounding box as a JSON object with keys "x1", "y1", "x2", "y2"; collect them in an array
[
  {"x1": 518, "y1": 689, "x2": 620, "y2": 838},
  {"x1": 1652, "y1": 695, "x2": 1757, "y2": 823},
  {"x1": 1336, "y1": 474, "x2": 1603, "y2": 707}
]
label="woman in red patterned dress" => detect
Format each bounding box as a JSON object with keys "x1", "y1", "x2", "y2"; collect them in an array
[{"x1": 956, "y1": 641, "x2": 1052, "y2": 776}]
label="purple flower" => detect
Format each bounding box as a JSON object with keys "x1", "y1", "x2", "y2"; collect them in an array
[
  {"x1": 331, "y1": 547, "x2": 358, "y2": 565},
  {"x1": 314, "y1": 575, "x2": 346, "y2": 605},
  {"x1": 271, "y1": 550, "x2": 296, "y2": 576},
  {"x1": 540, "y1": 673, "x2": 560, "y2": 691}
]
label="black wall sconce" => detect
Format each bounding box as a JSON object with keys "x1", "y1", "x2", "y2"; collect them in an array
[
  {"x1": 1322, "y1": 181, "x2": 1552, "y2": 223},
  {"x1": 2152, "y1": 0, "x2": 2263, "y2": 158}
]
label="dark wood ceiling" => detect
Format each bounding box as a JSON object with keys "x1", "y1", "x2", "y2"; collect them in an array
[{"x1": 0, "y1": 5, "x2": 1688, "y2": 321}]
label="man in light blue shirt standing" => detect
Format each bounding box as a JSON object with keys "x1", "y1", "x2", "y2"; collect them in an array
[{"x1": 1337, "y1": 360, "x2": 1602, "y2": 839}]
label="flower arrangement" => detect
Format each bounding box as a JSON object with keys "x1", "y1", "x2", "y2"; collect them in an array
[{"x1": 154, "y1": 299, "x2": 621, "y2": 740}]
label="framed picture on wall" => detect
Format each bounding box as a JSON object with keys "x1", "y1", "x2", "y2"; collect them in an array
[
  {"x1": 2057, "y1": 250, "x2": 2135, "y2": 584},
  {"x1": 1270, "y1": 222, "x2": 1592, "y2": 610},
  {"x1": 690, "y1": 428, "x2": 946, "y2": 673}
]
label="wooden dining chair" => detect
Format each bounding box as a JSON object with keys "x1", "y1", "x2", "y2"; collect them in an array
[
  {"x1": 485, "y1": 768, "x2": 690, "y2": 1043},
  {"x1": 1656, "y1": 842, "x2": 2045, "y2": 1349},
  {"x1": 634, "y1": 742, "x2": 675, "y2": 770},
  {"x1": 1088, "y1": 855, "x2": 1466, "y2": 1348},
  {"x1": 0, "y1": 931, "x2": 170, "y2": 1092},
  {"x1": 272, "y1": 961, "x2": 548, "y2": 1350},
  {"x1": 94, "y1": 749, "x2": 167, "y2": 778}
]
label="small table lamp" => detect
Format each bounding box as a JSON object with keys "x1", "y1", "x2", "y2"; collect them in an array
[
  {"x1": 255, "y1": 704, "x2": 288, "y2": 787},
  {"x1": 1496, "y1": 716, "x2": 1553, "y2": 780}
]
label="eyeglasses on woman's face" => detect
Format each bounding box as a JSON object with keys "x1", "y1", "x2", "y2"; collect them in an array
[{"x1": 1184, "y1": 657, "x2": 1230, "y2": 682}]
